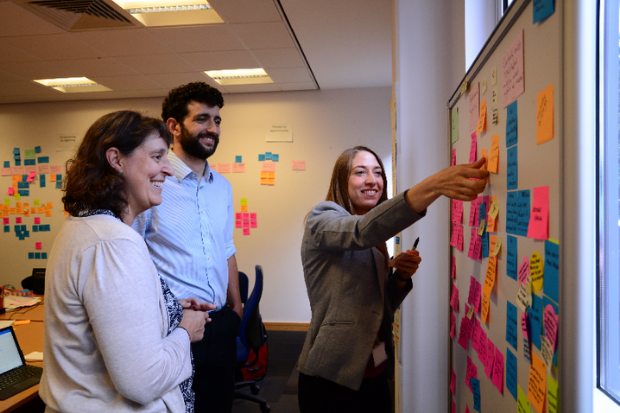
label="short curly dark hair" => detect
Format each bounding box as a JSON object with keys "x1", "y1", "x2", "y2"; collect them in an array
[
  {"x1": 62, "y1": 110, "x2": 171, "y2": 218},
  {"x1": 161, "y1": 82, "x2": 224, "y2": 123}
]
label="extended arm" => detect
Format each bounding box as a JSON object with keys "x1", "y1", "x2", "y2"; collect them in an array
[{"x1": 226, "y1": 255, "x2": 243, "y2": 320}]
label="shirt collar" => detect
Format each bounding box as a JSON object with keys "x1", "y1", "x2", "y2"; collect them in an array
[{"x1": 168, "y1": 150, "x2": 213, "y2": 183}]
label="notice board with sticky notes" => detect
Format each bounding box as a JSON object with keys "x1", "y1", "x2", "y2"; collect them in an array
[{"x1": 447, "y1": 1, "x2": 561, "y2": 413}]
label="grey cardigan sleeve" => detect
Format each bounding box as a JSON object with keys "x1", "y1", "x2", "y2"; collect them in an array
[{"x1": 305, "y1": 191, "x2": 425, "y2": 252}]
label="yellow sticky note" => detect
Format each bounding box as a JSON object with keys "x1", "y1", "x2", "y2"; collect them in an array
[
  {"x1": 477, "y1": 98, "x2": 487, "y2": 134},
  {"x1": 466, "y1": 305, "x2": 474, "y2": 319},
  {"x1": 487, "y1": 197, "x2": 499, "y2": 232},
  {"x1": 489, "y1": 135, "x2": 499, "y2": 173},
  {"x1": 491, "y1": 237, "x2": 502, "y2": 256},
  {"x1": 530, "y1": 251, "x2": 544, "y2": 294},
  {"x1": 240, "y1": 198, "x2": 247, "y2": 205},
  {"x1": 240, "y1": 205, "x2": 248, "y2": 212},
  {"x1": 517, "y1": 385, "x2": 530, "y2": 413},
  {"x1": 547, "y1": 374, "x2": 558, "y2": 413},
  {"x1": 14, "y1": 193, "x2": 20, "y2": 201},
  {"x1": 478, "y1": 219, "x2": 486, "y2": 235},
  {"x1": 528, "y1": 352, "x2": 547, "y2": 413},
  {"x1": 536, "y1": 83, "x2": 554, "y2": 144},
  {"x1": 34, "y1": 200, "x2": 40, "y2": 207},
  {"x1": 4, "y1": 198, "x2": 9, "y2": 205}
]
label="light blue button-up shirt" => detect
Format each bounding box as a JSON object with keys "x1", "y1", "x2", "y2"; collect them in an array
[{"x1": 133, "y1": 151, "x2": 236, "y2": 310}]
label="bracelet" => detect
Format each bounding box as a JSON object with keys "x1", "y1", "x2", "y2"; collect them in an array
[{"x1": 394, "y1": 272, "x2": 409, "y2": 282}]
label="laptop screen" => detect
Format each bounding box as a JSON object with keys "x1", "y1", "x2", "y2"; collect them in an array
[{"x1": 0, "y1": 328, "x2": 24, "y2": 374}]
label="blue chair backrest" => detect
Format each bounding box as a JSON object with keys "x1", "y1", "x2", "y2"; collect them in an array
[{"x1": 239, "y1": 265, "x2": 265, "y2": 350}]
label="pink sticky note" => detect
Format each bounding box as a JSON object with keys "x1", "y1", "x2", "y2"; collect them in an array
[
  {"x1": 450, "y1": 312, "x2": 456, "y2": 339},
  {"x1": 518, "y1": 256, "x2": 530, "y2": 285},
  {"x1": 292, "y1": 160, "x2": 306, "y2": 171},
  {"x1": 465, "y1": 405, "x2": 471, "y2": 413},
  {"x1": 473, "y1": 280, "x2": 482, "y2": 315},
  {"x1": 527, "y1": 186, "x2": 550, "y2": 240},
  {"x1": 471, "y1": 318, "x2": 481, "y2": 353},
  {"x1": 457, "y1": 227, "x2": 464, "y2": 251},
  {"x1": 451, "y1": 256, "x2": 456, "y2": 279},
  {"x1": 484, "y1": 340, "x2": 495, "y2": 379},
  {"x1": 243, "y1": 220, "x2": 250, "y2": 228},
  {"x1": 235, "y1": 220, "x2": 242, "y2": 228},
  {"x1": 261, "y1": 161, "x2": 276, "y2": 172},
  {"x1": 467, "y1": 276, "x2": 477, "y2": 306},
  {"x1": 34, "y1": 217, "x2": 41, "y2": 224},
  {"x1": 250, "y1": 213, "x2": 257, "y2": 220},
  {"x1": 451, "y1": 368, "x2": 456, "y2": 394},
  {"x1": 521, "y1": 312, "x2": 529, "y2": 339},
  {"x1": 465, "y1": 355, "x2": 478, "y2": 390},
  {"x1": 451, "y1": 149, "x2": 456, "y2": 166},
  {"x1": 469, "y1": 132, "x2": 478, "y2": 163},
  {"x1": 450, "y1": 284, "x2": 459, "y2": 312},
  {"x1": 50, "y1": 165, "x2": 62, "y2": 174},
  {"x1": 502, "y1": 29, "x2": 525, "y2": 107},
  {"x1": 469, "y1": 198, "x2": 478, "y2": 227},
  {"x1": 544, "y1": 304, "x2": 559, "y2": 351},
  {"x1": 452, "y1": 401, "x2": 456, "y2": 413},
  {"x1": 491, "y1": 348, "x2": 504, "y2": 394},
  {"x1": 468, "y1": 228, "x2": 477, "y2": 259},
  {"x1": 2, "y1": 217, "x2": 8, "y2": 225},
  {"x1": 469, "y1": 82, "x2": 480, "y2": 132},
  {"x1": 7, "y1": 188, "x2": 14, "y2": 195},
  {"x1": 474, "y1": 197, "x2": 481, "y2": 227},
  {"x1": 232, "y1": 163, "x2": 245, "y2": 173},
  {"x1": 37, "y1": 164, "x2": 49, "y2": 175},
  {"x1": 457, "y1": 315, "x2": 472, "y2": 350},
  {"x1": 450, "y1": 223, "x2": 459, "y2": 247},
  {"x1": 477, "y1": 328, "x2": 488, "y2": 365},
  {"x1": 250, "y1": 220, "x2": 257, "y2": 228},
  {"x1": 235, "y1": 213, "x2": 242, "y2": 220},
  {"x1": 35, "y1": 242, "x2": 42, "y2": 250},
  {"x1": 472, "y1": 234, "x2": 482, "y2": 261},
  {"x1": 218, "y1": 163, "x2": 231, "y2": 173},
  {"x1": 242, "y1": 228, "x2": 250, "y2": 235},
  {"x1": 16, "y1": 217, "x2": 22, "y2": 224},
  {"x1": 242, "y1": 213, "x2": 249, "y2": 220}
]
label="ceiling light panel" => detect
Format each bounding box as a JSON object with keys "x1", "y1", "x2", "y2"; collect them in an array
[
  {"x1": 33, "y1": 77, "x2": 112, "y2": 93},
  {"x1": 205, "y1": 68, "x2": 273, "y2": 85},
  {"x1": 111, "y1": 0, "x2": 223, "y2": 26}
]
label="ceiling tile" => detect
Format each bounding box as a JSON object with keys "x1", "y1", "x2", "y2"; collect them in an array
[
  {"x1": 251, "y1": 48, "x2": 305, "y2": 69},
  {"x1": 0, "y1": 80, "x2": 61, "y2": 96},
  {"x1": 0, "y1": 2, "x2": 66, "y2": 37},
  {"x1": 0, "y1": 61, "x2": 74, "y2": 80},
  {"x1": 229, "y1": 22, "x2": 295, "y2": 49},
  {"x1": 53, "y1": 58, "x2": 138, "y2": 77},
  {"x1": 265, "y1": 67, "x2": 312, "y2": 83},
  {"x1": 208, "y1": 0, "x2": 281, "y2": 23},
  {"x1": 278, "y1": 82, "x2": 317, "y2": 91},
  {"x1": 115, "y1": 54, "x2": 198, "y2": 74},
  {"x1": 2, "y1": 33, "x2": 104, "y2": 61},
  {"x1": 88, "y1": 75, "x2": 163, "y2": 91},
  {"x1": 145, "y1": 72, "x2": 220, "y2": 90},
  {"x1": 148, "y1": 25, "x2": 246, "y2": 53},
  {"x1": 180, "y1": 50, "x2": 259, "y2": 71},
  {"x1": 0, "y1": 70, "x2": 25, "y2": 83},
  {"x1": 224, "y1": 83, "x2": 280, "y2": 93},
  {"x1": 73, "y1": 29, "x2": 175, "y2": 57},
  {"x1": 0, "y1": 41, "x2": 41, "y2": 63}
]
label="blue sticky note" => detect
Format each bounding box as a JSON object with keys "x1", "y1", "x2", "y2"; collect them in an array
[
  {"x1": 24, "y1": 230, "x2": 29, "y2": 237},
  {"x1": 258, "y1": 154, "x2": 265, "y2": 162},
  {"x1": 273, "y1": 154, "x2": 279, "y2": 162},
  {"x1": 17, "y1": 182, "x2": 28, "y2": 189},
  {"x1": 506, "y1": 191, "x2": 518, "y2": 235},
  {"x1": 13, "y1": 148, "x2": 20, "y2": 155},
  {"x1": 57, "y1": 174, "x2": 62, "y2": 180},
  {"x1": 21, "y1": 225, "x2": 26, "y2": 231},
  {"x1": 3, "y1": 161, "x2": 8, "y2": 168},
  {"x1": 506, "y1": 348, "x2": 518, "y2": 401},
  {"x1": 35, "y1": 146, "x2": 41, "y2": 153},
  {"x1": 479, "y1": 203, "x2": 489, "y2": 258},
  {"x1": 3, "y1": 226, "x2": 9, "y2": 233},
  {"x1": 13, "y1": 154, "x2": 20, "y2": 160},
  {"x1": 507, "y1": 146, "x2": 518, "y2": 190},
  {"x1": 235, "y1": 156, "x2": 242, "y2": 163},
  {"x1": 517, "y1": 190, "x2": 530, "y2": 237},
  {"x1": 40, "y1": 177, "x2": 46, "y2": 188},
  {"x1": 506, "y1": 101, "x2": 518, "y2": 147},
  {"x1": 544, "y1": 240, "x2": 560, "y2": 303},
  {"x1": 24, "y1": 159, "x2": 35, "y2": 166},
  {"x1": 35, "y1": 252, "x2": 41, "y2": 259},
  {"x1": 22, "y1": 175, "x2": 27, "y2": 182},
  {"x1": 533, "y1": 0, "x2": 555, "y2": 23},
  {"x1": 37, "y1": 156, "x2": 49, "y2": 164},
  {"x1": 506, "y1": 301, "x2": 518, "y2": 350},
  {"x1": 265, "y1": 152, "x2": 272, "y2": 160},
  {"x1": 14, "y1": 225, "x2": 19, "y2": 231},
  {"x1": 42, "y1": 252, "x2": 47, "y2": 259},
  {"x1": 18, "y1": 190, "x2": 29, "y2": 197},
  {"x1": 45, "y1": 225, "x2": 51, "y2": 231},
  {"x1": 28, "y1": 252, "x2": 34, "y2": 259},
  {"x1": 471, "y1": 378, "x2": 481, "y2": 411},
  {"x1": 14, "y1": 160, "x2": 21, "y2": 166},
  {"x1": 56, "y1": 181, "x2": 62, "y2": 188},
  {"x1": 507, "y1": 235, "x2": 518, "y2": 280},
  {"x1": 33, "y1": 226, "x2": 38, "y2": 232},
  {"x1": 529, "y1": 294, "x2": 543, "y2": 350}
]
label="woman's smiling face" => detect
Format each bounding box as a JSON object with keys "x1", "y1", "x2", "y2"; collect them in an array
[{"x1": 347, "y1": 151, "x2": 384, "y2": 215}]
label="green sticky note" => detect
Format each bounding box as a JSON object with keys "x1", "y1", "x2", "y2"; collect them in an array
[
  {"x1": 4, "y1": 198, "x2": 10, "y2": 205},
  {"x1": 451, "y1": 108, "x2": 459, "y2": 144},
  {"x1": 24, "y1": 149, "x2": 36, "y2": 159},
  {"x1": 34, "y1": 199, "x2": 40, "y2": 206},
  {"x1": 547, "y1": 375, "x2": 558, "y2": 413},
  {"x1": 517, "y1": 385, "x2": 530, "y2": 413},
  {"x1": 240, "y1": 198, "x2": 248, "y2": 205},
  {"x1": 14, "y1": 193, "x2": 20, "y2": 201}
]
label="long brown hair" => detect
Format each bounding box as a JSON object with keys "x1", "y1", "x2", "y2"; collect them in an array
[
  {"x1": 63, "y1": 110, "x2": 171, "y2": 218},
  {"x1": 325, "y1": 146, "x2": 390, "y2": 268}
]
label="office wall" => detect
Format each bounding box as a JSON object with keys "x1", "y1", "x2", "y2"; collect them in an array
[{"x1": 0, "y1": 86, "x2": 392, "y2": 323}]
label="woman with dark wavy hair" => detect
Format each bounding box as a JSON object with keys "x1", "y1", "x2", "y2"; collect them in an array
[
  {"x1": 39, "y1": 110, "x2": 213, "y2": 413},
  {"x1": 297, "y1": 146, "x2": 488, "y2": 413}
]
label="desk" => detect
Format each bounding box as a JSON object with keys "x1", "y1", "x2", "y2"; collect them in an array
[
  {"x1": 0, "y1": 320, "x2": 44, "y2": 413},
  {"x1": 0, "y1": 303, "x2": 44, "y2": 323}
]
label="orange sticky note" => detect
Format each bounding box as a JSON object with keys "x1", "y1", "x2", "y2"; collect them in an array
[
  {"x1": 536, "y1": 84, "x2": 554, "y2": 144},
  {"x1": 240, "y1": 205, "x2": 248, "y2": 212},
  {"x1": 260, "y1": 178, "x2": 268, "y2": 185},
  {"x1": 47, "y1": 202, "x2": 53, "y2": 209},
  {"x1": 267, "y1": 178, "x2": 275, "y2": 185},
  {"x1": 218, "y1": 163, "x2": 231, "y2": 173},
  {"x1": 481, "y1": 149, "x2": 488, "y2": 170},
  {"x1": 481, "y1": 292, "x2": 491, "y2": 324},
  {"x1": 489, "y1": 135, "x2": 499, "y2": 173},
  {"x1": 527, "y1": 352, "x2": 547, "y2": 413},
  {"x1": 477, "y1": 99, "x2": 487, "y2": 134},
  {"x1": 9, "y1": 208, "x2": 16, "y2": 215},
  {"x1": 45, "y1": 210, "x2": 52, "y2": 217},
  {"x1": 50, "y1": 175, "x2": 56, "y2": 182},
  {"x1": 38, "y1": 207, "x2": 44, "y2": 214}
]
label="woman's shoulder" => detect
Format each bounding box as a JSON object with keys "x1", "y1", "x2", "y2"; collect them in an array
[{"x1": 310, "y1": 201, "x2": 348, "y2": 215}]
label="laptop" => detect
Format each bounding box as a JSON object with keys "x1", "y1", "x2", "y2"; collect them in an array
[{"x1": 0, "y1": 326, "x2": 43, "y2": 400}]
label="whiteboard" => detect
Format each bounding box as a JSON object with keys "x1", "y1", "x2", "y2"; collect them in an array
[{"x1": 448, "y1": 1, "x2": 561, "y2": 412}]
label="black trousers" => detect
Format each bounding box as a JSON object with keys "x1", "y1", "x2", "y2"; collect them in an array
[
  {"x1": 191, "y1": 305, "x2": 241, "y2": 413},
  {"x1": 298, "y1": 372, "x2": 392, "y2": 413}
]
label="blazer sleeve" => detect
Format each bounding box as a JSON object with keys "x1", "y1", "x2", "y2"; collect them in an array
[{"x1": 305, "y1": 192, "x2": 425, "y2": 252}]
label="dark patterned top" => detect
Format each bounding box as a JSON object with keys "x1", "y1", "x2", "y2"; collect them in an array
[{"x1": 75, "y1": 209, "x2": 195, "y2": 411}]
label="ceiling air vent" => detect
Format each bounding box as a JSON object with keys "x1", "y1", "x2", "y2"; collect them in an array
[{"x1": 16, "y1": 0, "x2": 138, "y2": 30}]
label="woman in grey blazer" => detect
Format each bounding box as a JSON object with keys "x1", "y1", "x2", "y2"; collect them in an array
[{"x1": 297, "y1": 146, "x2": 487, "y2": 413}]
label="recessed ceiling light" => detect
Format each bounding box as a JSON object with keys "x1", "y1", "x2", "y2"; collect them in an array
[
  {"x1": 111, "y1": 0, "x2": 223, "y2": 26},
  {"x1": 205, "y1": 69, "x2": 274, "y2": 86},
  {"x1": 33, "y1": 77, "x2": 112, "y2": 94}
]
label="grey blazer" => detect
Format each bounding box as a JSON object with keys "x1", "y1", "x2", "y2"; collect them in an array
[{"x1": 298, "y1": 193, "x2": 424, "y2": 390}]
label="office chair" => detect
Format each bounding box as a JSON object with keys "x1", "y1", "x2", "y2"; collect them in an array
[{"x1": 234, "y1": 265, "x2": 270, "y2": 413}]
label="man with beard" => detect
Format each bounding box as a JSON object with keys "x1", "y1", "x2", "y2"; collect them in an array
[{"x1": 133, "y1": 82, "x2": 242, "y2": 413}]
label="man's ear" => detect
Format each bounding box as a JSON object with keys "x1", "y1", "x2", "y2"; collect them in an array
[
  {"x1": 167, "y1": 118, "x2": 180, "y2": 137},
  {"x1": 106, "y1": 147, "x2": 124, "y2": 173}
]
